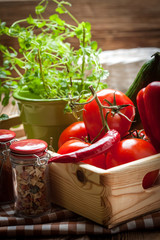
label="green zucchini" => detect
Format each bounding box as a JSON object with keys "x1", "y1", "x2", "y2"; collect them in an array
[{"x1": 125, "y1": 52, "x2": 160, "y2": 124}]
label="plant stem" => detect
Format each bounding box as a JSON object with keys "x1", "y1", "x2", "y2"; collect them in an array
[
  {"x1": 81, "y1": 26, "x2": 85, "y2": 90},
  {"x1": 66, "y1": 64, "x2": 72, "y2": 87},
  {"x1": 11, "y1": 19, "x2": 27, "y2": 28},
  {"x1": 38, "y1": 49, "x2": 43, "y2": 79},
  {"x1": 52, "y1": 0, "x2": 79, "y2": 25},
  {"x1": 12, "y1": 65, "x2": 23, "y2": 78},
  {"x1": 2, "y1": 77, "x2": 21, "y2": 81},
  {"x1": 38, "y1": 49, "x2": 50, "y2": 97}
]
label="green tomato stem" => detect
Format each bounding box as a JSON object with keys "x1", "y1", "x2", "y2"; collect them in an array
[{"x1": 89, "y1": 85, "x2": 109, "y2": 132}]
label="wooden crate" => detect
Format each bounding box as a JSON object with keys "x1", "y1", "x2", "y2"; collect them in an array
[
  {"x1": 1, "y1": 116, "x2": 160, "y2": 228},
  {"x1": 49, "y1": 152, "x2": 160, "y2": 228}
]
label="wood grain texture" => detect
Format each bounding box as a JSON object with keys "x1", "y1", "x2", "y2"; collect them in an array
[
  {"x1": 49, "y1": 151, "x2": 160, "y2": 228},
  {"x1": 101, "y1": 154, "x2": 160, "y2": 227},
  {"x1": 0, "y1": 0, "x2": 160, "y2": 51},
  {"x1": 49, "y1": 158, "x2": 109, "y2": 226}
]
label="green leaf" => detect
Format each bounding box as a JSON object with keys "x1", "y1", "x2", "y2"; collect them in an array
[
  {"x1": 2, "y1": 94, "x2": 9, "y2": 107},
  {"x1": 0, "y1": 21, "x2": 6, "y2": 34},
  {"x1": 56, "y1": 6, "x2": 65, "y2": 14},
  {"x1": 26, "y1": 15, "x2": 35, "y2": 24},
  {"x1": 35, "y1": 5, "x2": 47, "y2": 15},
  {"x1": 60, "y1": 1, "x2": 71, "y2": 7},
  {"x1": 49, "y1": 14, "x2": 65, "y2": 26},
  {"x1": 49, "y1": 14, "x2": 58, "y2": 21},
  {"x1": 75, "y1": 24, "x2": 83, "y2": 36},
  {"x1": 14, "y1": 58, "x2": 25, "y2": 67},
  {"x1": 12, "y1": 100, "x2": 16, "y2": 105},
  {"x1": 8, "y1": 24, "x2": 24, "y2": 37},
  {"x1": 84, "y1": 22, "x2": 91, "y2": 31},
  {"x1": 91, "y1": 41, "x2": 98, "y2": 50},
  {"x1": 0, "y1": 44, "x2": 7, "y2": 51},
  {"x1": 0, "y1": 21, "x2": 6, "y2": 28},
  {"x1": 0, "y1": 114, "x2": 9, "y2": 121},
  {"x1": 37, "y1": 21, "x2": 46, "y2": 28},
  {"x1": 0, "y1": 68, "x2": 11, "y2": 78}
]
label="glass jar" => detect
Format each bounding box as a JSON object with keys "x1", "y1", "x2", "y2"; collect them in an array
[
  {"x1": 0, "y1": 129, "x2": 16, "y2": 205},
  {"x1": 10, "y1": 139, "x2": 51, "y2": 218}
]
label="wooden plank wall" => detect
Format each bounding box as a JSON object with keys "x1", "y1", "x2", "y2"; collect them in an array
[
  {"x1": 0, "y1": 0, "x2": 160, "y2": 51},
  {"x1": 0, "y1": 0, "x2": 160, "y2": 119}
]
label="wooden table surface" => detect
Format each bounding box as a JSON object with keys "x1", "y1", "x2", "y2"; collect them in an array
[{"x1": 0, "y1": 0, "x2": 160, "y2": 239}]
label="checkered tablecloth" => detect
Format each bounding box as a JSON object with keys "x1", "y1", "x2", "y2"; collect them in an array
[{"x1": 0, "y1": 204, "x2": 160, "y2": 237}]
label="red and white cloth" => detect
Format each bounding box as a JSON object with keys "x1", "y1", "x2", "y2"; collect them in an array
[{"x1": 0, "y1": 204, "x2": 160, "y2": 237}]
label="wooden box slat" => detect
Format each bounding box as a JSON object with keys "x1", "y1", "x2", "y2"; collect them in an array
[{"x1": 49, "y1": 152, "x2": 160, "y2": 228}]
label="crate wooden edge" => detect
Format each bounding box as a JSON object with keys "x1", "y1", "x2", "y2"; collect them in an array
[{"x1": 49, "y1": 151, "x2": 160, "y2": 228}]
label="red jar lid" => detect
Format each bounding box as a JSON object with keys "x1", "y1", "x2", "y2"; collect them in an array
[
  {"x1": 10, "y1": 139, "x2": 48, "y2": 155},
  {"x1": 0, "y1": 129, "x2": 16, "y2": 142}
]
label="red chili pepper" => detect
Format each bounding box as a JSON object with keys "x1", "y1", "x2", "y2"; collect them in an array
[
  {"x1": 48, "y1": 129, "x2": 120, "y2": 164},
  {"x1": 137, "y1": 81, "x2": 160, "y2": 152}
]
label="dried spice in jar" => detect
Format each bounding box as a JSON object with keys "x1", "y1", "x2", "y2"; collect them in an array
[
  {"x1": 0, "y1": 129, "x2": 16, "y2": 205},
  {"x1": 10, "y1": 139, "x2": 51, "y2": 218}
]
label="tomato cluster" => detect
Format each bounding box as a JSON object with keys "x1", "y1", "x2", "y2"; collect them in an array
[{"x1": 57, "y1": 88, "x2": 159, "y2": 188}]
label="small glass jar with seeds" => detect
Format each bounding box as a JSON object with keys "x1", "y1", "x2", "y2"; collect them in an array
[
  {"x1": 10, "y1": 139, "x2": 51, "y2": 218},
  {"x1": 0, "y1": 129, "x2": 16, "y2": 205}
]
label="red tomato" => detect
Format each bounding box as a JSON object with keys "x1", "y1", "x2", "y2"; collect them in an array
[
  {"x1": 106, "y1": 138, "x2": 159, "y2": 189},
  {"x1": 58, "y1": 139, "x2": 106, "y2": 169},
  {"x1": 58, "y1": 121, "x2": 88, "y2": 149},
  {"x1": 83, "y1": 89, "x2": 135, "y2": 142},
  {"x1": 58, "y1": 139, "x2": 89, "y2": 154}
]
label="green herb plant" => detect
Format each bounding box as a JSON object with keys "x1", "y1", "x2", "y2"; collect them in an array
[{"x1": 0, "y1": 0, "x2": 108, "y2": 119}]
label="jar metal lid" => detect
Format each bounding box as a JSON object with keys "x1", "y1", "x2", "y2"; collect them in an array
[
  {"x1": 10, "y1": 139, "x2": 48, "y2": 155},
  {"x1": 0, "y1": 129, "x2": 16, "y2": 142}
]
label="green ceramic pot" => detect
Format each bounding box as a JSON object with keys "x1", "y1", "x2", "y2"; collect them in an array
[{"x1": 13, "y1": 88, "x2": 79, "y2": 151}]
